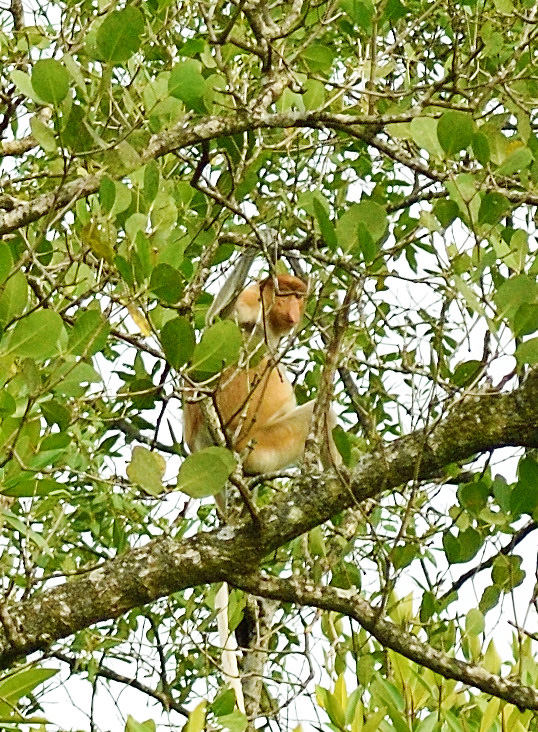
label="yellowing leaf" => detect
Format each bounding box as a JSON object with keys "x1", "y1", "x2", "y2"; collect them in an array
[
  {"x1": 186, "y1": 701, "x2": 207, "y2": 732},
  {"x1": 127, "y1": 446, "x2": 166, "y2": 496}
]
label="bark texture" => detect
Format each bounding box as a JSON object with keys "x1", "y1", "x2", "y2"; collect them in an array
[{"x1": 0, "y1": 371, "x2": 536, "y2": 706}]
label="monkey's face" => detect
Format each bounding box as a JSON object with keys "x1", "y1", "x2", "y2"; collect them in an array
[{"x1": 264, "y1": 288, "x2": 306, "y2": 336}]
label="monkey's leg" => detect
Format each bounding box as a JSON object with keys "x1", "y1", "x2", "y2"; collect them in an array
[{"x1": 242, "y1": 401, "x2": 340, "y2": 474}]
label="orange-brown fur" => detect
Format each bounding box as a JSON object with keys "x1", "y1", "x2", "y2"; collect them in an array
[{"x1": 184, "y1": 275, "x2": 338, "y2": 474}]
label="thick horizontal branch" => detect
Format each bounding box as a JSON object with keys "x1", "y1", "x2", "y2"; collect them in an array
[
  {"x1": 231, "y1": 572, "x2": 538, "y2": 710},
  {"x1": 0, "y1": 372, "x2": 536, "y2": 669},
  {"x1": 2, "y1": 110, "x2": 536, "y2": 235}
]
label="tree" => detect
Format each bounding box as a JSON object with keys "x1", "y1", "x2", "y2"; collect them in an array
[{"x1": 1, "y1": 0, "x2": 538, "y2": 729}]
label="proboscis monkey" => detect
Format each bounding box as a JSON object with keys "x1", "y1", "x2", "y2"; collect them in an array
[
  {"x1": 183, "y1": 274, "x2": 340, "y2": 714},
  {"x1": 184, "y1": 274, "x2": 340, "y2": 474}
]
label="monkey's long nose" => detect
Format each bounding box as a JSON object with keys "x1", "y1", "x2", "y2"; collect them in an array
[{"x1": 287, "y1": 302, "x2": 302, "y2": 324}]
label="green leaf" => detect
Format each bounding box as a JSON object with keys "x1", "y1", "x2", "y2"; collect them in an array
[
  {"x1": 313, "y1": 197, "x2": 337, "y2": 250},
  {"x1": 443, "y1": 528, "x2": 481, "y2": 563},
  {"x1": 0, "y1": 667, "x2": 58, "y2": 716},
  {"x1": 340, "y1": 0, "x2": 374, "y2": 31},
  {"x1": 109, "y1": 182, "x2": 132, "y2": 218},
  {"x1": 190, "y1": 321, "x2": 242, "y2": 376},
  {"x1": 433, "y1": 199, "x2": 459, "y2": 228},
  {"x1": 30, "y1": 115, "x2": 57, "y2": 152},
  {"x1": 31, "y1": 59, "x2": 70, "y2": 105},
  {"x1": 178, "y1": 447, "x2": 237, "y2": 498},
  {"x1": 96, "y1": 7, "x2": 145, "y2": 64},
  {"x1": 479, "y1": 585, "x2": 501, "y2": 614},
  {"x1": 410, "y1": 117, "x2": 444, "y2": 158},
  {"x1": 301, "y1": 43, "x2": 335, "y2": 74},
  {"x1": 465, "y1": 608, "x2": 484, "y2": 636},
  {"x1": 150, "y1": 264, "x2": 183, "y2": 303},
  {"x1": 303, "y1": 78, "x2": 326, "y2": 110},
  {"x1": 415, "y1": 714, "x2": 438, "y2": 732},
  {"x1": 457, "y1": 481, "x2": 489, "y2": 514},
  {"x1": 214, "y1": 710, "x2": 248, "y2": 731},
  {"x1": 29, "y1": 432, "x2": 70, "y2": 470},
  {"x1": 478, "y1": 192, "x2": 510, "y2": 225},
  {"x1": 437, "y1": 111, "x2": 474, "y2": 155},
  {"x1": 169, "y1": 60, "x2": 206, "y2": 110},
  {"x1": 0, "y1": 243, "x2": 13, "y2": 287},
  {"x1": 452, "y1": 275, "x2": 486, "y2": 317},
  {"x1": 0, "y1": 271, "x2": 28, "y2": 325},
  {"x1": 513, "y1": 304, "x2": 538, "y2": 337},
  {"x1": 53, "y1": 361, "x2": 101, "y2": 397},
  {"x1": 68, "y1": 310, "x2": 110, "y2": 356},
  {"x1": 515, "y1": 337, "x2": 538, "y2": 365},
  {"x1": 144, "y1": 160, "x2": 160, "y2": 203},
  {"x1": 10, "y1": 69, "x2": 44, "y2": 103},
  {"x1": 495, "y1": 274, "x2": 538, "y2": 320},
  {"x1": 127, "y1": 377, "x2": 159, "y2": 410},
  {"x1": 99, "y1": 176, "x2": 116, "y2": 213},
  {"x1": 452, "y1": 360, "x2": 482, "y2": 387},
  {"x1": 62, "y1": 103, "x2": 94, "y2": 152},
  {"x1": 302, "y1": 45, "x2": 334, "y2": 74},
  {"x1": 6, "y1": 310, "x2": 63, "y2": 360},
  {"x1": 125, "y1": 716, "x2": 156, "y2": 732},
  {"x1": 391, "y1": 543, "x2": 417, "y2": 569},
  {"x1": 160, "y1": 316, "x2": 195, "y2": 369},
  {"x1": 496, "y1": 146, "x2": 533, "y2": 176},
  {"x1": 126, "y1": 446, "x2": 166, "y2": 496},
  {"x1": 41, "y1": 400, "x2": 71, "y2": 430},
  {"x1": 185, "y1": 701, "x2": 207, "y2": 732},
  {"x1": 2, "y1": 477, "x2": 64, "y2": 499},
  {"x1": 371, "y1": 676, "x2": 407, "y2": 732},
  {"x1": 336, "y1": 200, "x2": 387, "y2": 253},
  {"x1": 0, "y1": 392, "x2": 16, "y2": 418},
  {"x1": 492, "y1": 554, "x2": 525, "y2": 592},
  {"x1": 510, "y1": 474, "x2": 538, "y2": 517},
  {"x1": 472, "y1": 132, "x2": 490, "y2": 165},
  {"x1": 211, "y1": 688, "x2": 236, "y2": 717},
  {"x1": 0, "y1": 509, "x2": 50, "y2": 551}
]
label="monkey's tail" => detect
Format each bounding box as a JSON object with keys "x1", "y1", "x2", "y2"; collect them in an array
[{"x1": 215, "y1": 582, "x2": 246, "y2": 713}]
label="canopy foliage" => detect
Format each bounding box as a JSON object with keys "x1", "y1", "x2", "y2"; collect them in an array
[{"x1": 1, "y1": 0, "x2": 538, "y2": 730}]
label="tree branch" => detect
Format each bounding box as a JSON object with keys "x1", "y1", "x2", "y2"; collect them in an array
[
  {"x1": 4, "y1": 110, "x2": 537, "y2": 236},
  {"x1": 231, "y1": 572, "x2": 538, "y2": 710},
  {"x1": 0, "y1": 372, "x2": 536, "y2": 673}
]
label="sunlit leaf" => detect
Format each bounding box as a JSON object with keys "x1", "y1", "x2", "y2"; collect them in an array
[
  {"x1": 437, "y1": 111, "x2": 474, "y2": 155},
  {"x1": 496, "y1": 146, "x2": 533, "y2": 176},
  {"x1": 125, "y1": 716, "x2": 156, "y2": 732},
  {"x1": 410, "y1": 117, "x2": 444, "y2": 158},
  {"x1": 31, "y1": 59, "x2": 70, "y2": 105},
  {"x1": 127, "y1": 446, "x2": 166, "y2": 496},
  {"x1": 185, "y1": 701, "x2": 207, "y2": 732},
  {"x1": 465, "y1": 608, "x2": 484, "y2": 636},
  {"x1": 0, "y1": 667, "x2": 58, "y2": 716}
]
